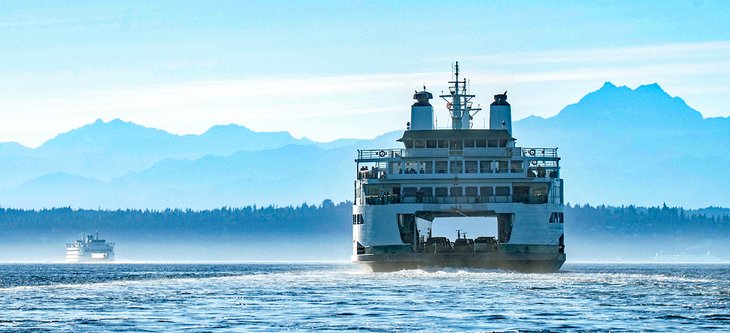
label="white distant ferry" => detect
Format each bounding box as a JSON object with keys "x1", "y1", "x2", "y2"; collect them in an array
[
  {"x1": 352, "y1": 62, "x2": 565, "y2": 272},
  {"x1": 66, "y1": 233, "x2": 115, "y2": 262}
]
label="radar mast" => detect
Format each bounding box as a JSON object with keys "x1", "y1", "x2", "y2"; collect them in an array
[{"x1": 439, "y1": 61, "x2": 481, "y2": 129}]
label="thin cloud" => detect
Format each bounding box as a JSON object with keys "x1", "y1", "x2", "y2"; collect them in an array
[
  {"x1": 6, "y1": 58, "x2": 730, "y2": 117},
  {"x1": 4, "y1": 41, "x2": 730, "y2": 146},
  {"x1": 459, "y1": 41, "x2": 730, "y2": 66},
  {"x1": 0, "y1": 18, "x2": 79, "y2": 28}
]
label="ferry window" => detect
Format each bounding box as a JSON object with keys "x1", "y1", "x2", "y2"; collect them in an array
[
  {"x1": 435, "y1": 161, "x2": 448, "y2": 173},
  {"x1": 390, "y1": 162, "x2": 402, "y2": 174},
  {"x1": 402, "y1": 187, "x2": 417, "y2": 197},
  {"x1": 426, "y1": 140, "x2": 437, "y2": 148},
  {"x1": 488, "y1": 139, "x2": 498, "y2": 147},
  {"x1": 414, "y1": 140, "x2": 425, "y2": 148},
  {"x1": 499, "y1": 139, "x2": 508, "y2": 147},
  {"x1": 449, "y1": 140, "x2": 462, "y2": 150},
  {"x1": 480, "y1": 186, "x2": 493, "y2": 196},
  {"x1": 476, "y1": 139, "x2": 487, "y2": 148},
  {"x1": 510, "y1": 161, "x2": 524, "y2": 173},
  {"x1": 464, "y1": 161, "x2": 478, "y2": 173},
  {"x1": 497, "y1": 161, "x2": 509, "y2": 173},
  {"x1": 464, "y1": 139, "x2": 475, "y2": 148},
  {"x1": 420, "y1": 187, "x2": 433, "y2": 197},
  {"x1": 533, "y1": 187, "x2": 548, "y2": 204},
  {"x1": 450, "y1": 187, "x2": 463, "y2": 197},
  {"x1": 513, "y1": 186, "x2": 529, "y2": 203},
  {"x1": 465, "y1": 186, "x2": 478, "y2": 196},
  {"x1": 449, "y1": 160, "x2": 463, "y2": 174},
  {"x1": 405, "y1": 162, "x2": 417, "y2": 174},
  {"x1": 495, "y1": 186, "x2": 511, "y2": 196},
  {"x1": 364, "y1": 185, "x2": 384, "y2": 196},
  {"x1": 437, "y1": 140, "x2": 448, "y2": 148},
  {"x1": 404, "y1": 140, "x2": 414, "y2": 148},
  {"x1": 435, "y1": 187, "x2": 448, "y2": 197},
  {"x1": 422, "y1": 161, "x2": 433, "y2": 174},
  {"x1": 352, "y1": 214, "x2": 364, "y2": 225},
  {"x1": 480, "y1": 160, "x2": 492, "y2": 173}
]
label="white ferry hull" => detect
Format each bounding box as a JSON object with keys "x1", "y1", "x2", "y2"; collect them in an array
[
  {"x1": 354, "y1": 252, "x2": 565, "y2": 273},
  {"x1": 65, "y1": 252, "x2": 114, "y2": 262},
  {"x1": 352, "y1": 202, "x2": 565, "y2": 272}
]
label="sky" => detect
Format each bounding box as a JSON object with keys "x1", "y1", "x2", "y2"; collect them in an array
[{"x1": 1, "y1": 0, "x2": 730, "y2": 147}]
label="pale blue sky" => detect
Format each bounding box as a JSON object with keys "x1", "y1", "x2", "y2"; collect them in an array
[{"x1": 2, "y1": 1, "x2": 729, "y2": 146}]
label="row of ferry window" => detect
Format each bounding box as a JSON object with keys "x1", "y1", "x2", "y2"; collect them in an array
[
  {"x1": 391, "y1": 160, "x2": 524, "y2": 174},
  {"x1": 403, "y1": 139, "x2": 509, "y2": 149},
  {"x1": 354, "y1": 211, "x2": 562, "y2": 225},
  {"x1": 401, "y1": 186, "x2": 511, "y2": 197}
]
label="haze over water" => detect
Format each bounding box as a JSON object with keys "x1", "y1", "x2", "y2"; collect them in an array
[{"x1": 1, "y1": 263, "x2": 728, "y2": 332}]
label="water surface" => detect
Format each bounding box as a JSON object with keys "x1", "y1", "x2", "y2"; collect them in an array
[{"x1": 1, "y1": 263, "x2": 728, "y2": 332}]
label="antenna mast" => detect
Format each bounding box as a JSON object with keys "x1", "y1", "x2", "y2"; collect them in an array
[{"x1": 439, "y1": 61, "x2": 481, "y2": 129}]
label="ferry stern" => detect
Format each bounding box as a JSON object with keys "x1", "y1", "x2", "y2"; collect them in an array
[{"x1": 352, "y1": 63, "x2": 566, "y2": 273}]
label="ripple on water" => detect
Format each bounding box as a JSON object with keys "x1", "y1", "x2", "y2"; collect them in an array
[{"x1": 0, "y1": 263, "x2": 728, "y2": 332}]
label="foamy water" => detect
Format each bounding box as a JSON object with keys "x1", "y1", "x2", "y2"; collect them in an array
[{"x1": 1, "y1": 263, "x2": 728, "y2": 332}]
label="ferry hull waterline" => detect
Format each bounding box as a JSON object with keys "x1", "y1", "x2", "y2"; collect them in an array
[{"x1": 352, "y1": 62, "x2": 565, "y2": 273}]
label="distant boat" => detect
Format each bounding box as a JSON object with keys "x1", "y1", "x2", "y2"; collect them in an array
[{"x1": 65, "y1": 233, "x2": 115, "y2": 262}]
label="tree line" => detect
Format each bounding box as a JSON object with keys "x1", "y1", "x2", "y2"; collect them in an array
[
  {"x1": 567, "y1": 203, "x2": 730, "y2": 239},
  {"x1": 0, "y1": 200, "x2": 351, "y2": 241},
  {"x1": 1, "y1": 201, "x2": 728, "y2": 241}
]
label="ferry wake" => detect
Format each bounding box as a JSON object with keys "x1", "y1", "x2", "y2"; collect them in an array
[{"x1": 352, "y1": 62, "x2": 565, "y2": 273}]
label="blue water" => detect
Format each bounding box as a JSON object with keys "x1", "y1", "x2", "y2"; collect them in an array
[{"x1": 1, "y1": 263, "x2": 729, "y2": 332}]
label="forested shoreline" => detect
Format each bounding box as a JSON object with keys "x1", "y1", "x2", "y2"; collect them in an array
[
  {"x1": 0, "y1": 200, "x2": 351, "y2": 240},
  {"x1": 1, "y1": 201, "x2": 728, "y2": 238},
  {"x1": 568, "y1": 204, "x2": 730, "y2": 237},
  {"x1": 1, "y1": 202, "x2": 728, "y2": 260}
]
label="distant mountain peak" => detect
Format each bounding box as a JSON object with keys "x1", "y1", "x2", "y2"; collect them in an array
[
  {"x1": 635, "y1": 82, "x2": 670, "y2": 96},
  {"x1": 594, "y1": 81, "x2": 630, "y2": 93},
  {"x1": 38, "y1": 118, "x2": 176, "y2": 152},
  {"x1": 92, "y1": 118, "x2": 130, "y2": 126},
  {"x1": 601, "y1": 81, "x2": 618, "y2": 89},
  {"x1": 83, "y1": 118, "x2": 152, "y2": 133},
  {"x1": 552, "y1": 81, "x2": 703, "y2": 126},
  {"x1": 637, "y1": 82, "x2": 661, "y2": 89},
  {"x1": 205, "y1": 123, "x2": 253, "y2": 134},
  {"x1": 522, "y1": 115, "x2": 545, "y2": 121}
]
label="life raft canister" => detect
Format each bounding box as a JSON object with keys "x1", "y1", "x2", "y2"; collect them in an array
[{"x1": 378, "y1": 150, "x2": 387, "y2": 157}]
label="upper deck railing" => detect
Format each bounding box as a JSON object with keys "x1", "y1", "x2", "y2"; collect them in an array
[
  {"x1": 521, "y1": 147, "x2": 558, "y2": 158},
  {"x1": 358, "y1": 149, "x2": 405, "y2": 160},
  {"x1": 358, "y1": 147, "x2": 558, "y2": 160}
]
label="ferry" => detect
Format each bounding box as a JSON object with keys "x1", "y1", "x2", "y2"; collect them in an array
[
  {"x1": 66, "y1": 233, "x2": 115, "y2": 262},
  {"x1": 352, "y1": 63, "x2": 565, "y2": 272}
]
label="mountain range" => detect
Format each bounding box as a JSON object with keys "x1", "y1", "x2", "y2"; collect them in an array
[{"x1": 0, "y1": 82, "x2": 728, "y2": 209}]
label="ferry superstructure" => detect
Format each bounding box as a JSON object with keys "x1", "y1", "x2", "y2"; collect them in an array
[
  {"x1": 352, "y1": 63, "x2": 565, "y2": 272},
  {"x1": 66, "y1": 233, "x2": 115, "y2": 262}
]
